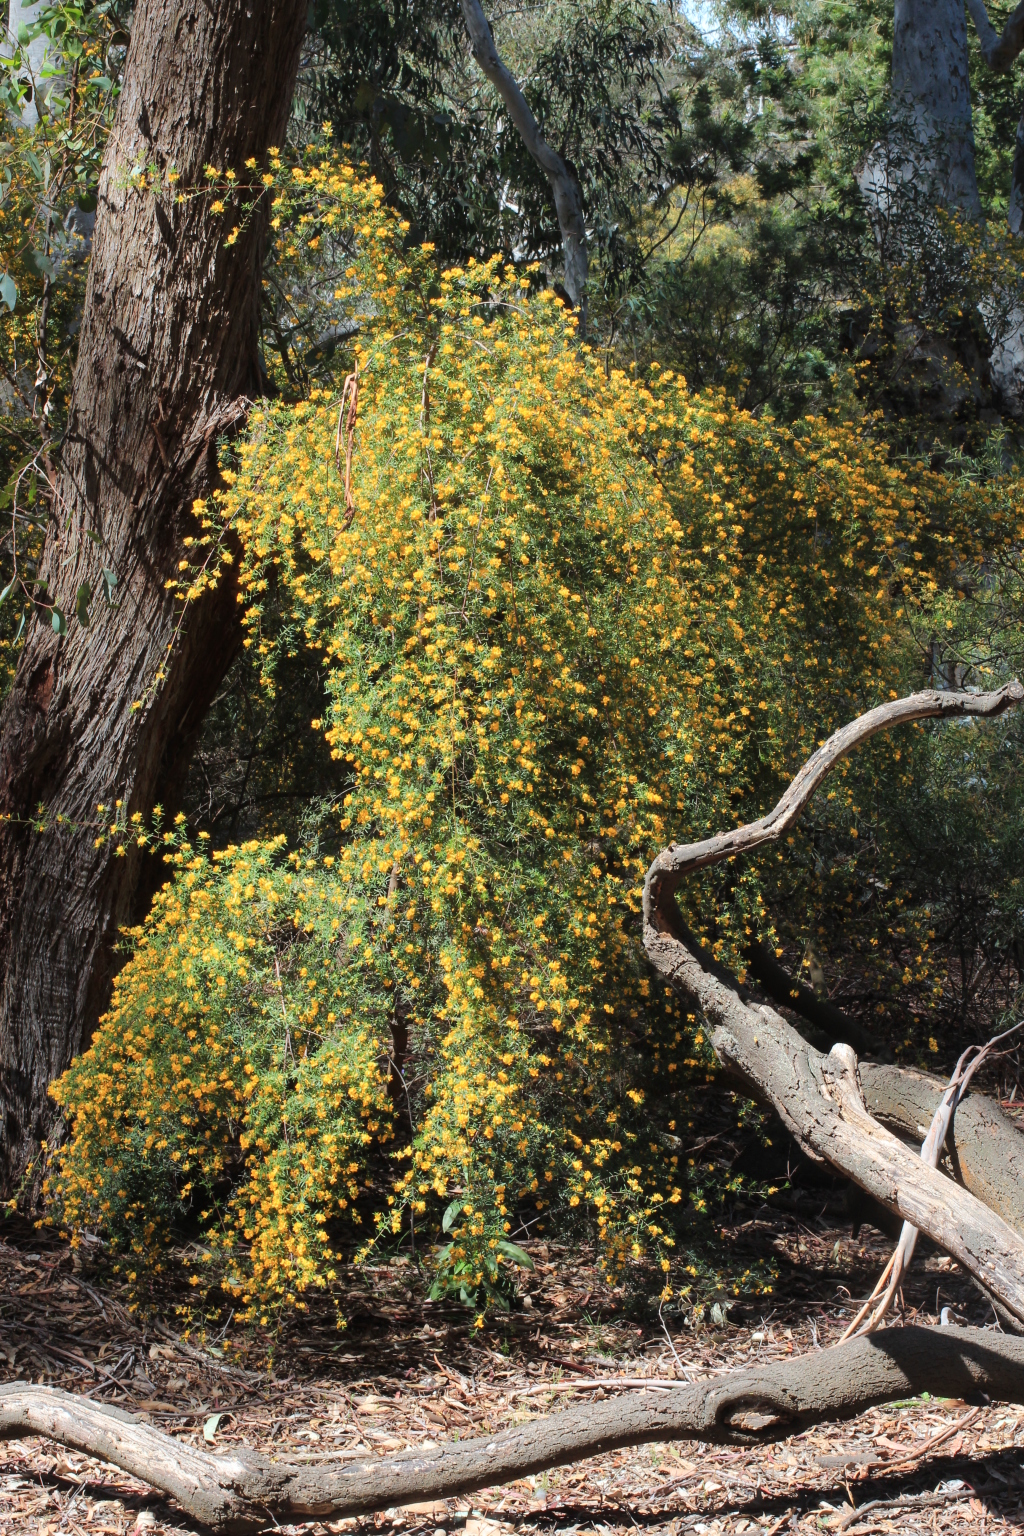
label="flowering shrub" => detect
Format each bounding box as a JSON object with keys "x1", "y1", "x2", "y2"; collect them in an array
[
  {"x1": 46, "y1": 152, "x2": 1000, "y2": 1316},
  {"x1": 49, "y1": 837, "x2": 394, "y2": 1316}
]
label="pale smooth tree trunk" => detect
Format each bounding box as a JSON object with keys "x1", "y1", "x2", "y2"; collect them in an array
[
  {"x1": 4, "y1": 0, "x2": 56, "y2": 126},
  {"x1": 860, "y1": 0, "x2": 981, "y2": 244},
  {"x1": 0, "y1": 0, "x2": 308, "y2": 1190}
]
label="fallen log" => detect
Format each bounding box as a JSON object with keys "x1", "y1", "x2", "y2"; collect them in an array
[
  {"x1": 3, "y1": 1327, "x2": 1024, "y2": 1532},
  {"x1": 643, "y1": 683, "x2": 1024, "y2": 1322},
  {"x1": 861, "y1": 1061, "x2": 1024, "y2": 1235}
]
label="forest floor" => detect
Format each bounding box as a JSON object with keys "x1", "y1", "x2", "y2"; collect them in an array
[{"x1": 3, "y1": 1186, "x2": 1024, "y2": 1536}]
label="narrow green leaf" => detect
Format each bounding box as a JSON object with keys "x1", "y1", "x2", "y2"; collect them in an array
[
  {"x1": 497, "y1": 1240, "x2": 535, "y2": 1270},
  {"x1": 441, "y1": 1197, "x2": 462, "y2": 1234},
  {"x1": 0, "y1": 272, "x2": 17, "y2": 313},
  {"x1": 75, "y1": 581, "x2": 92, "y2": 628},
  {"x1": 51, "y1": 605, "x2": 66, "y2": 636}
]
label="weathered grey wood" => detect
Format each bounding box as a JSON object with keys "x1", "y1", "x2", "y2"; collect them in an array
[
  {"x1": 3, "y1": 1328, "x2": 1024, "y2": 1532},
  {"x1": 643, "y1": 685, "x2": 1024, "y2": 1322},
  {"x1": 861, "y1": 1062, "x2": 1024, "y2": 1235},
  {"x1": 0, "y1": 0, "x2": 308, "y2": 1189}
]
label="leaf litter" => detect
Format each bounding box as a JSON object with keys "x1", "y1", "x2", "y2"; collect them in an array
[{"x1": 3, "y1": 1186, "x2": 1024, "y2": 1536}]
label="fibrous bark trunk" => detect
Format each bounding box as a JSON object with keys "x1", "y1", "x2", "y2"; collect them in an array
[
  {"x1": 0, "y1": 0, "x2": 308, "y2": 1191},
  {"x1": 3, "y1": 1328, "x2": 1024, "y2": 1532},
  {"x1": 643, "y1": 684, "x2": 1024, "y2": 1321}
]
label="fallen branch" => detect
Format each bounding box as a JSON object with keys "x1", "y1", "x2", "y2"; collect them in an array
[
  {"x1": 3, "y1": 1328, "x2": 1024, "y2": 1532},
  {"x1": 643, "y1": 685, "x2": 1024, "y2": 1322},
  {"x1": 860, "y1": 1060, "x2": 1024, "y2": 1237}
]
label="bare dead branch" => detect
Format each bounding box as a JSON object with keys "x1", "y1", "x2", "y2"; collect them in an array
[
  {"x1": 646, "y1": 683, "x2": 1023, "y2": 898},
  {"x1": 847, "y1": 1020, "x2": 1024, "y2": 1339},
  {"x1": 459, "y1": 0, "x2": 588, "y2": 330},
  {"x1": 4, "y1": 1328, "x2": 1024, "y2": 1532},
  {"x1": 643, "y1": 684, "x2": 1024, "y2": 1322}
]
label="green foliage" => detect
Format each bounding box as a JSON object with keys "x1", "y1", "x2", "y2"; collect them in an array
[
  {"x1": 0, "y1": 2, "x2": 122, "y2": 678},
  {"x1": 306, "y1": 0, "x2": 683, "y2": 301}
]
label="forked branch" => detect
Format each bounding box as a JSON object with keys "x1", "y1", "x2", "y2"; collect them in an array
[
  {"x1": 965, "y1": 0, "x2": 1024, "y2": 71},
  {"x1": 4, "y1": 1329, "x2": 1024, "y2": 1532},
  {"x1": 643, "y1": 683, "x2": 1024, "y2": 1321}
]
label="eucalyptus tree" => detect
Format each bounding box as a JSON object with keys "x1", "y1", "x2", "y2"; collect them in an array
[{"x1": 0, "y1": 0, "x2": 308, "y2": 1189}]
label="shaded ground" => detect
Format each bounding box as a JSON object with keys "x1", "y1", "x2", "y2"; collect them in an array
[{"x1": 3, "y1": 1187, "x2": 1024, "y2": 1536}]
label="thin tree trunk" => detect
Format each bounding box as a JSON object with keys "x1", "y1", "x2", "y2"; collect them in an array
[
  {"x1": 460, "y1": 0, "x2": 588, "y2": 332},
  {"x1": 3, "y1": 1328, "x2": 1024, "y2": 1532},
  {"x1": 0, "y1": 0, "x2": 308, "y2": 1192}
]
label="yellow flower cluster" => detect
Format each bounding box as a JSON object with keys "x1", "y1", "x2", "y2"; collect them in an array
[
  {"x1": 47, "y1": 839, "x2": 393, "y2": 1318},
  {"x1": 46, "y1": 152, "x2": 1000, "y2": 1313}
]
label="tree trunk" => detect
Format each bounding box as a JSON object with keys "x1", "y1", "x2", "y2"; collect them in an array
[
  {"x1": 861, "y1": 0, "x2": 981, "y2": 231},
  {"x1": 0, "y1": 0, "x2": 308, "y2": 1192}
]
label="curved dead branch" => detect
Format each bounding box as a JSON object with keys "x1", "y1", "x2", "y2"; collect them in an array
[
  {"x1": 4, "y1": 1328, "x2": 1024, "y2": 1532},
  {"x1": 646, "y1": 683, "x2": 1023, "y2": 899},
  {"x1": 643, "y1": 684, "x2": 1024, "y2": 1321}
]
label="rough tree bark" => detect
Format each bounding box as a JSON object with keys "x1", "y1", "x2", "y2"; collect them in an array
[
  {"x1": 460, "y1": 0, "x2": 588, "y2": 332},
  {"x1": 0, "y1": 0, "x2": 308, "y2": 1190},
  {"x1": 3, "y1": 1328, "x2": 1024, "y2": 1532}
]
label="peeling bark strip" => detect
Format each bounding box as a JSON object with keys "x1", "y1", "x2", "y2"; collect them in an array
[
  {"x1": 643, "y1": 685, "x2": 1024, "y2": 1319},
  {"x1": 0, "y1": 0, "x2": 308, "y2": 1189},
  {"x1": 2, "y1": 1329, "x2": 1024, "y2": 1532}
]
